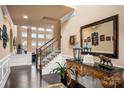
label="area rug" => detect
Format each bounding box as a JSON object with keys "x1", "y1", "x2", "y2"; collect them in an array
[{"x1": 47, "y1": 83, "x2": 66, "y2": 88}]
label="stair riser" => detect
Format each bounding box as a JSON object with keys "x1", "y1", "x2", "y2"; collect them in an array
[{"x1": 37, "y1": 50, "x2": 61, "y2": 69}]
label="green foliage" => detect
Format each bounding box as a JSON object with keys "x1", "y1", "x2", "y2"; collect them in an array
[{"x1": 50, "y1": 62, "x2": 66, "y2": 79}]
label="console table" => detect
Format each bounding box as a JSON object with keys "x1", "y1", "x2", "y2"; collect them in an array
[{"x1": 66, "y1": 59, "x2": 124, "y2": 88}]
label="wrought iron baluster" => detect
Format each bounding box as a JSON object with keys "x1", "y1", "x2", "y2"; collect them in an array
[{"x1": 40, "y1": 49, "x2": 42, "y2": 76}]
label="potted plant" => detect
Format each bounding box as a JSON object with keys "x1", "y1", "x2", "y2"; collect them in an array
[
  {"x1": 17, "y1": 44, "x2": 22, "y2": 54},
  {"x1": 50, "y1": 62, "x2": 67, "y2": 84}
]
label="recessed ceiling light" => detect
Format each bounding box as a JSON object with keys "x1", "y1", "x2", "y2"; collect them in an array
[{"x1": 23, "y1": 15, "x2": 28, "y2": 19}]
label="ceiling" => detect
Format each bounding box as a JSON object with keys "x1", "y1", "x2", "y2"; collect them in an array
[{"x1": 7, "y1": 5, "x2": 74, "y2": 27}]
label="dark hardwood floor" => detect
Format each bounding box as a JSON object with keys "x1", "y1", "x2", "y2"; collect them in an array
[
  {"x1": 4, "y1": 64, "x2": 84, "y2": 88},
  {"x1": 4, "y1": 64, "x2": 41, "y2": 88}
]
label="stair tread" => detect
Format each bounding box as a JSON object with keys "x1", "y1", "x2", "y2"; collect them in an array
[
  {"x1": 51, "y1": 54, "x2": 57, "y2": 56},
  {"x1": 37, "y1": 50, "x2": 61, "y2": 69}
]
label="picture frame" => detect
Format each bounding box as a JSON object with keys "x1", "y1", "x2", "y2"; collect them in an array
[
  {"x1": 100, "y1": 35, "x2": 105, "y2": 41},
  {"x1": 69, "y1": 35, "x2": 76, "y2": 45},
  {"x1": 106, "y1": 36, "x2": 111, "y2": 41},
  {"x1": 2, "y1": 25, "x2": 8, "y2": 48},
  {"x1": 91, "y1": 32, "x2": 99, "y2": 46}
]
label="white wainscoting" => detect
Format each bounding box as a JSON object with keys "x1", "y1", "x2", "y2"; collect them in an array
[
  {"x1": 0, "y1": 52, "x2": 32, "y2": 87},
  {"x1": 0, "y1": 55, "x2": 11, "y2": 88},
  {"x1": 9, "y1": 53, "x2": 32, "y2": 67}
]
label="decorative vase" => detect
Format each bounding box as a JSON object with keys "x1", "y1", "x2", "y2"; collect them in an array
[{"x1": 61, "y1": 74, "x2": 67, "y2": 85}]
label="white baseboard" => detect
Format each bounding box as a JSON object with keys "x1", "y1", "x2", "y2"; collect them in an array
[
  {"x1": 0, "y1": 54, "x2": 11, "y2": 88},
  {"x1": 0, "y1": 70, "x2": 10, "y2": 88},
  {"x1": 9, "y1": 53, "x2": 32, "y2": 67}
]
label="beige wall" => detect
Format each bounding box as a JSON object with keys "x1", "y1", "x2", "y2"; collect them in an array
[
  {"x1": 16, "y1": 26, "x2": 22, "y2": 46},
  {"x1": 0, "y1": 6, "x2": 12, "y2": 60},
  {"x1": 61, "y1": 5, "x2": 124, "y2": 67},
  {"x1": 27, "y1": 28, "x2": 32, "y2": 52},
  {"x1": 53, "y1": 20, "x2": 61, "y2": 49}
]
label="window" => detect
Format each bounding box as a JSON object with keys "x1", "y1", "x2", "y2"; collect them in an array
[
  {"x1": 32, "y1": 42, "x2": 36, "y2": 46},
  {"x1": 22, "y1": 32, "x2": 27, "y2": 37},
  {"x1": 38, "y1": 27, "x2": 45, "y2": 31},
  {"x1": 31, "y1": 27, "x2": 37, "y2": 30},
  {"x1": 46, "y1": 28, "x2": 53, "y2": 32},
  {"x1": 22, "y1": 40, "x2": 27, "y2": 46},
  {"x1": 32, "y1": 33, "x2": 37, "y2": 38},
  {"x1": 21, "y1": 26, "x2": 28, "y2": 29},
  {"x1": 38, "y1": 34, "x2": 44, "y2": 38},
  {"x1": 46, "y1": 34, "x2": 52, "y2": 39},
  {"x1": 38, "y1": 42, "x2": 45, "y2": 46},
  {"x1": 21, "y1": 40, "x2": 27, "y2": 50}
]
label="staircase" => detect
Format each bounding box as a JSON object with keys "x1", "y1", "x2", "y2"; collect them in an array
[
  {"x1": 36, "y1": 37, "x2": 61, "y2": 75},
  {"x1": 40, "y1": 50, "x2": 61, "y2": 67}
]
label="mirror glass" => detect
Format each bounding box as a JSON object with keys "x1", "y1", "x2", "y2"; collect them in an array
[{"x1": 80, "y1": 15, "x2": 118, "y2": 58}]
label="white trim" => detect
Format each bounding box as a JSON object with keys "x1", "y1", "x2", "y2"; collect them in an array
[
  {"x1": 91, "y1": 50, "x2": 113, "y2": 54},
  {"x1": 62, "y1": 54, "x2": 73, "y2": 59},
  {"x1": 0, "y1": 54, "x2": 11, "y2": 88},
  {"x1": 1, "y1": 5, "x2": 14, "y2": 26},
  {"x1": 0, "y1": 69, "x2": 10, "y2": 88},
  {"x1": 9, "y1": 53, "x2": 32, "y2": 67},
  {"x1": 64, "y1": 5, "x2": 78, "y2": 9},
  {"x1": 0, "y1": 54, "x2": 11, "y2": 64},
  {"x1": 60, "y1": 10, "x2": 75, "y2": 23}
]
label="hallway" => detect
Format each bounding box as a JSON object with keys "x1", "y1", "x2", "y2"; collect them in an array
[{"x1": 4, "y1": 64, "x2": 41, "y2": 88}]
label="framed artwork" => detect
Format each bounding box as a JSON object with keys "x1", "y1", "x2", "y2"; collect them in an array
[
  {"x1": 69, "y1": 35, "x2": 76, "y2": 45},
  {"x1": 2, "y1": 25, "x2": 8, "y2": 48},
  {"x1": 91, "y1": 32, "x2": 99, "y2": 46},
  {"x1": 100, "y1": 35, "x2": 105, "y2": 41},
  {"x1": 106, "y1": 36, "x2": 111, "y2": 41}
]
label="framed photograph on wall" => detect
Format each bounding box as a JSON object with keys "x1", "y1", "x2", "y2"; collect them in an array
[
  {"x1": 91, "y1": 32, "x2": 99, "y2": 46},
  {"x1": 69, "y1": 35, "x2": 76, "y2": 45},
  {"x1": 106, "y1": 36, "x2": 111, "y2": 41},
  {"x1": 100, "y1": 35, "x2": 105, "y2": 41}
]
